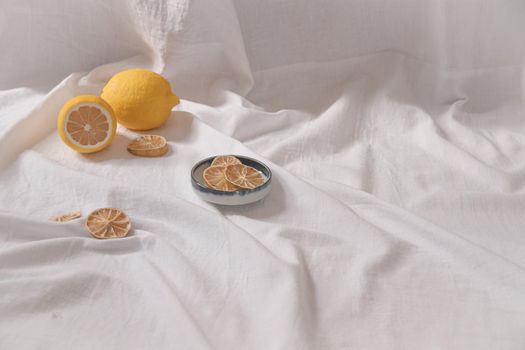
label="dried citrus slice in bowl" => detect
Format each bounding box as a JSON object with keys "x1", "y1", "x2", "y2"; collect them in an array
[
  {"x1": 203, "y1": 166, "x2": 239, "y2": 192},
  {"x1": 57, "y1": 95, "x2": 117, "y2": 153},
  {"x1": 225, "y1": 164, "x2": 266, "y2": 189},
  {"x1": 127, "y1": 135, "x2": 168, "y2": 157},
  {"x1": 85, "y1": 208, "x2": 131, "y2": 239},
  {"x1": 211, "y1": 155, "x2": 242, "y2": 167}
]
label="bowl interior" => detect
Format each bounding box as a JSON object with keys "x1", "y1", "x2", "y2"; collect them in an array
[{"x1": 192, "y1": 156, "x2": 271, "y2": 193}]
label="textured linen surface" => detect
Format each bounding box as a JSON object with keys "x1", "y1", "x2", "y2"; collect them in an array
[{"x1": 1, "y1": 1, "x2": 525, "y2": 349}]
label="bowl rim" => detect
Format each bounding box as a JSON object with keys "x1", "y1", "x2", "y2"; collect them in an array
[{"x1": 191, "y1": 155, "x2": 273, "y2": 196}]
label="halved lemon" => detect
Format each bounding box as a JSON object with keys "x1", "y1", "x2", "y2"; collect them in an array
[
  {"x1": 85, "y1": 208, "x2": 131, "y2": 239},
  {"x1": 203, "y1": 166, "x2": 239, "y2": 192},
  {"x1": 225, "y1": 164, "x2": 266, "y2": 189},
  {"x1": 57, "y1": 95, "x2": 117, "y2": 153},
  {"x1": 127, "y1": 135, "x2": 168, "y2": 157},
  {"x1": 211, "y1": 155, "x2": 241, "y2": 167}
]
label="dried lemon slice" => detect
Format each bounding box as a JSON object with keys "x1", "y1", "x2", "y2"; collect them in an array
[
  {"x1": 211, "y1": 155, "x2": 241, "y2": 167},
  {"x1": 85, "y1": 208, "x2": 131, "y2": 239},
  {"x1": 127, "y1": 135, "x2": 168, "y2": 157},
  {"x1": 203, "y1": 166, "x2": 239, "y2": 192},
  {"x1": 49, "y1": 211, "x2": 81, "y2": 222},
  {"x1": 225, "y1": 164, "x2": 266, "y2": 189}
]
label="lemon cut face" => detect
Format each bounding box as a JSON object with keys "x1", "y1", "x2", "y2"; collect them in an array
[{"x1": 57, "y1": 95, "x2": 117, "y2": 153}]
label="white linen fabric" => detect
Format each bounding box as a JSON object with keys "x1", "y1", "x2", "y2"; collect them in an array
[{"x1": 1, "y1": 0, "x2": 525, "y2": 349}]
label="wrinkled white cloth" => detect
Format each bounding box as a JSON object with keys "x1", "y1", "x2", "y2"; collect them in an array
[{"x1": 1, "y1": 1, "x2": 525, "y2": 349}]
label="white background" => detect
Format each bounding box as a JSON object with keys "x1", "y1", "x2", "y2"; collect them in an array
[{"x1": 1, "y1": 1, "x2": 524, "y2": 349}]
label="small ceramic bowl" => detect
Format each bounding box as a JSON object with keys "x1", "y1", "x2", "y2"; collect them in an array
[{"x1": 191, "y1": 155, "x2": 272, "y2": 205}]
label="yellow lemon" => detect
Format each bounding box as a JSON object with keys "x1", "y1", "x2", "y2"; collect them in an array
[
  {"x1": 101, "y1": 69, "x2": 180, "y2": 130},
  {"x1": 57, "y1": 95, "x2": 117, "y2": 153}
]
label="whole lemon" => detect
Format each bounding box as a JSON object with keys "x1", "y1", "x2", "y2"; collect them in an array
[{"x1": 101, "y1": 69, "x2": 180, "y2": 130}]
